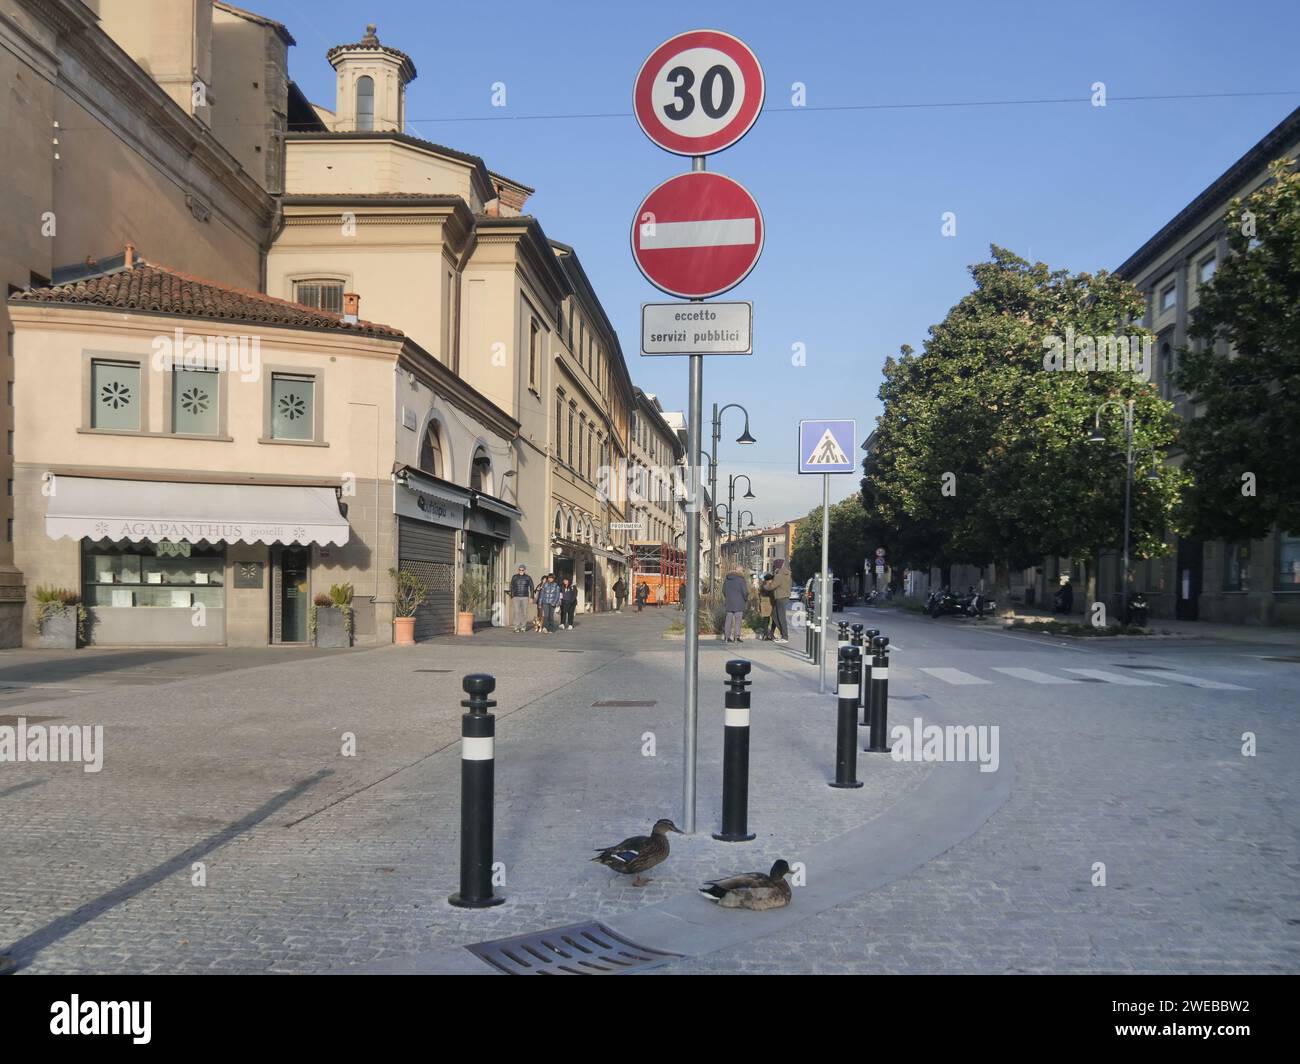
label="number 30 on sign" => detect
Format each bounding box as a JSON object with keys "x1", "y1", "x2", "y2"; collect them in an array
[{"x1": 633, "y1": 30, "x2": 765, "y2": 156}]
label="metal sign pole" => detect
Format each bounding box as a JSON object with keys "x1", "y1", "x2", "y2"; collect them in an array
[
  {"x1": 682, "y1": 153, "x2": 706, "y2": 835},
  {"x1": 819, "y1": 471, "x2": 831, "y2": 694}
]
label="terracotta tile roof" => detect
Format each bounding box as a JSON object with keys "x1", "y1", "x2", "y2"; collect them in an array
[{"x1": 9, "y1": 262, "x2": 405, "y2": 339}]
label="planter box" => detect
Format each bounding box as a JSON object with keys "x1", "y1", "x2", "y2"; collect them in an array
[
  {"x1": 314, "y1": 606, "x2": 351, "y2": 648},
  {"x1": 38, "y1": 609, "x2": 77, "y2": 650}
]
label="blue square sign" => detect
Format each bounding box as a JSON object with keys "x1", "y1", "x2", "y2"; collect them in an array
[{"x1": 798, "y1": 419, "x2": 856, "y2": 474}]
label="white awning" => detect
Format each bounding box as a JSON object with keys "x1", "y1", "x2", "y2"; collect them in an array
[{"x1": 45, "y1": 476, "x2": 350, "y2": 546}]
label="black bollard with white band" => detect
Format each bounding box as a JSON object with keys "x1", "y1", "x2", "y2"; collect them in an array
[
  {"x1": 448, "y1": 673, "x2": 506, "y2": 908},
  {"x1": 859, "y1": 627, "x2": 880, "y2": 725},
  {"x1": 714, "y1": 659, "x2": 756, "y2": 842},
  {"x1": 831, "y1": 645, "x2": 863, "y2": 788},
  {"x1": 866, "y1": 635, "x2": 892, "y2": 753},
  {"x1": 834, "y1": 621, "x2": 851, "y2": 693}
]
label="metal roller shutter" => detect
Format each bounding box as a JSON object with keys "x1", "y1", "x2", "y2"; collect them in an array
[{"x1": 398, "y1": 518, "x2": 456, "y2": 640}]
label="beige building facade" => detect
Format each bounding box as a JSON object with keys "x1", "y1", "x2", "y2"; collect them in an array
[{"x1": 9, "y1": 259, "x2": 517, "y2": 647}]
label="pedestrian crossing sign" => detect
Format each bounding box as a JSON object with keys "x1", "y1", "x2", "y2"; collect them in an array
[{"x1": 798, "y1": 419, "x2": 856, "y2": 474}]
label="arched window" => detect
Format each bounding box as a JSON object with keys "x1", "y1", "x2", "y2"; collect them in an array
[
  {"x1": 554, "y1": 509, "x2": 563, "y2": 536},
  {"x1": 566, "y1": 514, "x2": 574, "y2": 539},
  {"x1": 470, "y1": 448, "x2": 491, "y2": 493},
  {"x1": 418, "y1": 420, "x2": 443, "y2": 478},
  {"x1": 356, "y1": 76, "x2": 375, "y2": 131}
]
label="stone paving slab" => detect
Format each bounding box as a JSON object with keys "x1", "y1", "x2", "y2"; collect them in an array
[{"x1": 0, "y1": 613, "x2": 933, "y2": 973}]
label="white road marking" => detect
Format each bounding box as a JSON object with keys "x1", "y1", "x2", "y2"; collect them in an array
[
  {"x1": 639, "y1": 218, "x2": 756, "y2": 250},
  {"x1": 1063, "y1": 668, "x2": 1165, "y2": 686},
  {"x1": 991, "y1": 667, "x2": 1081, "y2": 684},
  {"x1": 919, "y1": 667, "x2": 992, "y2": 686},
  {"x1": 1153, "y1": 672, "x2": 1252, "y2": 691}
]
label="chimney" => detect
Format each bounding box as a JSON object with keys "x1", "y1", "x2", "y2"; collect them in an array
[
  {"x1": 342, "y1": 292, "x2": 360, "y2": 324},
  {"x1": 124, "y1": 242, "x2": 135, "y2": 268}
]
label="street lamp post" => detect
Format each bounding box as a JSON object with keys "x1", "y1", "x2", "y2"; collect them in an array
[
  {"x1": 709, "y1": 403, "x2": 756, "y2": 596},
  {"x1": 726, "y1": 474, "x2": 755, "y2": 566},
  {"x1": 1088, "y1": 398, "x2": 1136, "y2": 619}
]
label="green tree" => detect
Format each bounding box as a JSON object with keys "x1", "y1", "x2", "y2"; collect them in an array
[
  {"x1": 864, "y1": 247, "x2": 1186, "y2": 602},
  {"x1": 790, "y1": 495, "x2": 870, "y2": 583},
  {"x1": 1177, "y1": 158, "x2": 1300, "y2": 540}
]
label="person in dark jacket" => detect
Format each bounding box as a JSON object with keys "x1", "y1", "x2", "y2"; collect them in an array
[
  {"x1": 508, "y1": 564, "x2": 534, "y2": 632},
  {"x1": 559, "y1": 578, "x2": 578, "y2": 630},
  {"x1": 722, "y1": 566, "x2": 748, "y2": 642},
  {"x1": 635, "y1": 581, "x2": 650, "y2": 611},
  {"x1": 539, "y1": 574, "x2": 562, "y2": 632},
  {"x1": 612, "y1": 577, "x2": 627, "y2": 612},
  {"x1": 677, "y1": 580, "x2": 687, "y2": 610}
]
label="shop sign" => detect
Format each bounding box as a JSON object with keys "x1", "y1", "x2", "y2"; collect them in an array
[{"x1": 157, "y1": 539, "x2": 192, "y2": 558}]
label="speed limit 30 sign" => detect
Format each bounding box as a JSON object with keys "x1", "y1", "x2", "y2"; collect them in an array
[{"x1": 633, "y1": 29, "x2": 765, "y2": 156}]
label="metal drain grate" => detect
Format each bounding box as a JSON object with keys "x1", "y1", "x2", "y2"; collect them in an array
[
  {"x1": 592, "y1": 700, "x2": 657, "y2": 707},
  {"x1": 1260, "y1": 656, "x2": 1300, "y2": 663},
  {"x1": 557, "y1": 649, "x2": 585, "y2": 654},
  {"x1": 1116, "y1": 664, "x2": 1172, "y2": 670},
  {"x1": 467, "y1": 921, "x2": 680, "y2": 975},
  {"x1": 413, "y1": 669, "x2": 453, "y2": 673}
]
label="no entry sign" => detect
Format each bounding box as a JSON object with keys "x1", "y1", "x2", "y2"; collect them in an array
[
  {"x1": 630, "y1": 171, "x2": 764, "y2": 299},
  {"x1": 634, "y1": 29, "x2": 765, "y2": 156}
]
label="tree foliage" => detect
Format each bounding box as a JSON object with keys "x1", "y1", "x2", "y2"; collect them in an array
[
  {"x1": 1177, "y1": 158, "x2": 1300, "y2": 541},
  {"x1": 862, "y1": 246, "x2": 1186, "y2": 577},
  {"x1": 790, "y1": 494, "x2": 870, "y2": 582}
]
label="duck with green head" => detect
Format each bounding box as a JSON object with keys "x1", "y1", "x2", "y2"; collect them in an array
[
  {"x1": 591, "y1": 818, "x2": 682, "y2": 886},
  {"x1": 699, "y1": 859, "x2": 795, "y2": 910}
]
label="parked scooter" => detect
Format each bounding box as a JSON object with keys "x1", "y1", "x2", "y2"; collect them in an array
[{"x1": 1123, "y1": 591, "x2": 1149, "y2": 628}]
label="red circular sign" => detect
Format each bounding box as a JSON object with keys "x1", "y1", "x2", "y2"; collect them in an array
[
  {"x1": 630, "y1": 171, "x2": 764, "y2": 299},
  {"x1": 633, "y1": 30, "x2": 765, "y2": 156}
]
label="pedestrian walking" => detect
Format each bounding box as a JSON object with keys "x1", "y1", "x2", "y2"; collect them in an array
[
  {"x1": 770, "y1": 564, "x2": 791, "y2": 642},
  {"x1": 508, "y1": 564, "x2": 534, "y2": 633},
  {"x1": 533, "y1": 574, "x2": 548, "y2": 633},
  {"x1": 723, "y1": 565, "x2": 748, "y2": 643},
  {"x1": 559, "y1": 578, "x2": 577, "y2": 630},
  {"x1": 758, "y1": 572, "x2": 774, "y2": 640},
  {"x1": 677, "y1": 580, "x2": 686, "y2": 611},
  {"x1": 612, "y1": 577, "x2": 627, "y2": 612},
  {"x1": 635, "y1": 581, "x2": 649, "y2": 612},
  {"x1": 539, "y1": 574, "x2": 562, "y2": 633}
]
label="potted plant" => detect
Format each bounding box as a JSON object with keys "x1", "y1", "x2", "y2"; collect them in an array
[
  {"x1": 456, "y1": 572, "x2": 487, "y2": 636},
  {"x1": 33, "y1": 586, "x2": 87, "y2": 649},
  {"x1": 389, "y1": 567, "x2": 426, "y2": 645},
  {"x1": 310, "y1": 582, "x2": 354, "y2": 648}
]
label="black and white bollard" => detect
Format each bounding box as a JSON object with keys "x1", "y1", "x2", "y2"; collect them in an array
[
  {"x1": 811, "y1": 621, "x2": 821, "y2": 665},
  {"x1": 831, "y1": 645, "x2": 864, "y2": 788},
  {"x1": 859, "y1": 627, "x2": 879, "y2": 725},
  {"x1": 805, "y1": 611, "x2": 813, "y2": 657},
  {"x1": 866, "y1": 636, "x2": 891, "y2": 753},
  {"x1": 834, "y1": 622, "x2": 851, "y2": 692},
  {"x1": 448, "y1": 673, "x2": 506, "y2": 908},
  {"x1": 714, "y1": 659, "x2": 756, "y2": 841}
]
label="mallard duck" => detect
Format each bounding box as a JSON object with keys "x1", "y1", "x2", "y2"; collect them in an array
[
  {"x1": 591, "y1": 818, "x2": 682, "y2": 886},
  {"x1": 699, "y1": 860, "x2": 794, "y2": 910}
]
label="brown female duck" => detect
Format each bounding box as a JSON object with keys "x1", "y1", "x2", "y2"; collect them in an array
[{"x1": 591, "y1": 818, "x2": 682, "y2": 886}]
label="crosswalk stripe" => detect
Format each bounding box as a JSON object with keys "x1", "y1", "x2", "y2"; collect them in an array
[
  {"x1": 1063, "y1": 668, "x2": 1165, "y2": 686},
  {"x1": 1151, "y1": 671, "x2": 1252, "y2": 691},
  {"x1": 918, "y1": 667, "x2": 992, "y2": 686},
  {"x1": 991, "y1": 667, "x2": 1081, "y2": 684}
]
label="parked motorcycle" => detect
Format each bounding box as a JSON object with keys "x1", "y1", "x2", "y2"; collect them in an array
[
  {"x1": 928, "y1": 586, "x2": 995, "y2": 619},
  {"x1": 1123, "y1": 592, "x2": 1149, "y2": 628}
]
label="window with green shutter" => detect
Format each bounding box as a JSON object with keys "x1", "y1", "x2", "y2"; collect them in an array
[
  {"x1": 172, "y1": 368, "x2": 219, "y2": 435},
  {"x1": 92, "y1": 360, "x2": 140, "y2": 430},
  {"x1": 271, "y1": 374, "x2": 315, "y2": 440}
]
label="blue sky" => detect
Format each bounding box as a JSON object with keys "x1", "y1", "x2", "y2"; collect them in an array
[{"x1": 257, "y1": 0, "x2": 1300, "y2": 526}]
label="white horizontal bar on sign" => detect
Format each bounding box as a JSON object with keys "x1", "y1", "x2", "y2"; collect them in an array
[{"x1": 640, "y1": 218, "x2": 756, "y2": 250}]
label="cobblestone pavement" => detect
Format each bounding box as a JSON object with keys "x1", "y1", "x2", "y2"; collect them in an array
[
  {"x1": 0, "y1": 609, "x2": 928, "y2": 973},
  {"x1": 664, "y1": 607, "x2": 1300, "y2": 973},
  {"x1": 2, "y1": 606, "x2": 1297, "y2": 974}
]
